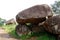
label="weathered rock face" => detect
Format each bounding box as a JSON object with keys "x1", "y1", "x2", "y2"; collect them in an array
[
  {"x1": 15, "y1": 4, "x2": 54, "y2": 37},
  {"x1": 16, "y1": 4, "x2": 53, "y2": 24},
  {"x1": 15, "y1": 24, "x2": 30, "y2": 36},
  {"x1": 31, "y1": 25, "x2": 45, "y2": 32},
  {"x1": 44, "y1": 15, "x2": 60, "y2": 34},
  {"x1": 25, "y1": 23, "x2": 44, "y2": 33},
  {"x1": 44, "y1": 15, "x2": 60, "y2": 40},
  {"x1": 6, "y1": 18, "x2": 16, "y2": 25}
]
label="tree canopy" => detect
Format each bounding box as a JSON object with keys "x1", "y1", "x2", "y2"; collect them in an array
[
  {"x1": 0, "y1": 18, "x2": 6, "y2": 26},
  {"x1": 51, "y1": 1, "x2": 60, "y2": 14}
]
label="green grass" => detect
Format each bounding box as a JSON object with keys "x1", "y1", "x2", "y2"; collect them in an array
[
  {"x1": 2, "y1": 24, "x2": 56, "y2": 40},
  {"x1": 36, "y1": 32, "x2": 56, "y2": 40},
  {"x1": 2, "y1": 24, "x2": 20, "y2": 38},
  {"x1": 3, "y1": 24, "x2": 15, "y2": 32}
]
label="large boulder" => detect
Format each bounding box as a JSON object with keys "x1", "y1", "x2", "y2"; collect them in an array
[
  {"x1": 15, "y1": 4, "x2": 54, "y2": 36},
  {"x1": 16, "y1": 4, "x2": 53, "y2": 24},
  {"x1": 15, "y1": 24, "x2": 30, "y2": 36},
  {"x1": 5, "y1": 18, "x2": 16, "y2": 25},
  {"x1": 44, "y1": 15, "x2": 60, "y2": 40},
  {"x1": 15, "y1": 23, "x2": 45, "y2": 36}
]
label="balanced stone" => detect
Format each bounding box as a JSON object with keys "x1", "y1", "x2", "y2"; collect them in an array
[
  {"x1": 16, "y1": 4, "x2": 53, "y2": 24},
  {"x1": 15, "y1": 4, "x2": 54, "y2": 36}
]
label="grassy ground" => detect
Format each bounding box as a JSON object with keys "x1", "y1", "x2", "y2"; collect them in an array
[{"x1": 2, "y1": 24, "x2": 56, "y2": 40}]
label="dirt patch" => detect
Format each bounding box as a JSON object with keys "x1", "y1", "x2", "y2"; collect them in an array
[{"x1": 0, "y1": 27, "x2": 18, "y2": 40}]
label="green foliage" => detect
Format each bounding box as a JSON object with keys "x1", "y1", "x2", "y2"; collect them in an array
[
  {"x1": 37, "y1": 32, "x2": 56, "y2": 40},
  {"x1": 3, "y1": 24, "x2": 15, "y2": 32},
  {"x1": 3, "y1": 24, "x2": 20, "y2": 38},
  {"x1": 51, "y1": 1, "x2": 60, "y2": 14},
  {"x1": 0, "y1": 18, "x2": 6, "y2": 26},
  {"x1": 3, "y1": 24, "x2": 56, "y2": 40}
]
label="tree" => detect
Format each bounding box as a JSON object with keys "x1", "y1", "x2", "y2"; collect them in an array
[
  {"x1": 51, "y1": 1, "x2": 60, "y2": 14},
  {"x1": 0, "y1": 18, "x2": 6, "y2": 26}
]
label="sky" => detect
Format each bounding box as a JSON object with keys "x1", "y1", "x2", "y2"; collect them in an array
[{"x1": 0, "y1": 0, "x2": 57, "y2": 20}]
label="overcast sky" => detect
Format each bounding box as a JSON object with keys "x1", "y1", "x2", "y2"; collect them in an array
[{"x1": 0, "y1": 0, "x2": 57, "y2": 20}]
